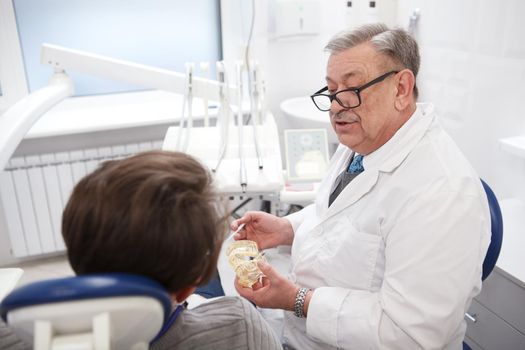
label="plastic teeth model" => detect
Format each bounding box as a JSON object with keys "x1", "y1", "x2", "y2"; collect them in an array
[{"x1": 226, "y1": 240, "x2": 265, "y2": 288}]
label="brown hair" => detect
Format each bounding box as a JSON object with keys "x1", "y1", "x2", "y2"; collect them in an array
[{"x1": 62, "y1": 150, "x2": 227, "y2": 293}]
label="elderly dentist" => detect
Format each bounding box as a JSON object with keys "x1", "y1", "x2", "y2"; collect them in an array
[{"x1": 232, "y1": 23, "x2": 490, "y2": 350}]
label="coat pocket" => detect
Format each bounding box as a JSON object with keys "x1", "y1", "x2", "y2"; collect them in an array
[{"x1": 314, "y1": 216, "x2": 382, "y2": 290}]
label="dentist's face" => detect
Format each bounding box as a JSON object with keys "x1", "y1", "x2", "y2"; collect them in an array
[{"x1": 326, "y1": 43, "x2": 398, "y2": 155}]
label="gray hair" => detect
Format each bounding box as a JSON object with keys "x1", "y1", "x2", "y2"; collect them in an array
[{"x1": 325, "y1": 23, "x2": 420, "y2": 99}]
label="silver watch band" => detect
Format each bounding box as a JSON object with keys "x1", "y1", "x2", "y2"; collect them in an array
[{"x1": 294, "y1": 287, "x2": 309, "y2": 318}]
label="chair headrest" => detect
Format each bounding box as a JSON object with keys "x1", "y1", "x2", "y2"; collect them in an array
[{"x1": 0, "y1": 273, "x2": 172, "y2": 322}]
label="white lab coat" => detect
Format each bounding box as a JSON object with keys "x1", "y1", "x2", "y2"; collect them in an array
[{"x1": 283, "y1": 103, "x2": 491, "y2": 350}]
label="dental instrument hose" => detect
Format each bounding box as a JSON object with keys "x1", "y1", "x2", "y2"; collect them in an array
[
  {"x1": 182, "y1": 64, "x2": 194, "y2": 152},
  {"x1": 176, "y1": 94, "x2": 187, "y2": 151},
  {"x1": 250, "y1": 67, "x2": 263, "y2": 169},
  {"x1": 236, "y1": 63, "x2": 247, "y2": 193},
  {"x1": 213, "y1": 64, "x2": 230, "y2": 173},
  {"x1": 176, "y1": 64, "x2": 194, "y2": 152},
  {"x1": 244, "y1": 0, "x2": 263, "y2": 169}
]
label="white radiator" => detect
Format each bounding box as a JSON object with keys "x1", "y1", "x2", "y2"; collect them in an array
[{"x1": 0, "y1": 140, "x2": 163, "y2": 258}]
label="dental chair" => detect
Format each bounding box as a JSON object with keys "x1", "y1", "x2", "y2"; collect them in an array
[
  {"x1": 463, "y1": 179, "x2": 504, "y2": 350},
  {"x1": 0, "y1": 273, "x2": 172, "y2": 350}
]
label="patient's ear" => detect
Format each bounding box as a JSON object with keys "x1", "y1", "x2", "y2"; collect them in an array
[{"x1": 172, "y1": 286, "x2": 196, "y2": 303}]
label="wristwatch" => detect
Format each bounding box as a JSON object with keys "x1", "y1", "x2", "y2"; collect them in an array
[{"x1": 294, "y1": 287, "x2": 310, "y2": 318}]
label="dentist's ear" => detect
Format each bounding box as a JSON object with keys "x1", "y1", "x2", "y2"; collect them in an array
[{"x1": 394, "y1": 69, "x2": 416, "y2": 111}]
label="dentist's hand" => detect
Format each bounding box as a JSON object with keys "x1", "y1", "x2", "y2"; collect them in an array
[
  {"x1": 235, "y1": 260, "x2": 298, "y2": 311},
  {"x1": 231, "y1": 211, "x2": 294, "y2": 250}
]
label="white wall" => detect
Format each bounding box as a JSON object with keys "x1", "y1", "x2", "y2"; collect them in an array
[{"x1": 397, "y1": 0, "x2": 525, "y2": 205}]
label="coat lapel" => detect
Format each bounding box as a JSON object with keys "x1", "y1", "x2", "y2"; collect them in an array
[
  {"x1": 322, "y1": 167, "x2": 379, "y2": 221},
  {"x1": 314, "y1": 103, "x2": 436, "y2": 224}
]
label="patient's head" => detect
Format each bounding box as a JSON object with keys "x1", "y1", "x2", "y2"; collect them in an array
[{"x1": 62, "y1": 150, "x2": 226, "y2": 294}]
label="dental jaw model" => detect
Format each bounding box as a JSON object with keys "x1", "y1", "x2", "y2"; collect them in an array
[{"x1": 226, "y1": 240, "x2": 265, "y2": 288}]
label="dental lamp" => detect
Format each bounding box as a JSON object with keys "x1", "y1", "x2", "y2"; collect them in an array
[{"x1": 0, "y1": 43, "x2": 237, "y2": 172}]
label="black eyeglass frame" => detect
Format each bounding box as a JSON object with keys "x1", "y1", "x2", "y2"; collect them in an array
[{"x1": 310, "y1": 70, "x2": 399, "y2": 111}]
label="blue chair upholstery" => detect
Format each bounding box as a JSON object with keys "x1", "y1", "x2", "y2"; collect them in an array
[
  {"x1": 0, "y1": 273, "x2": 172, "y2": 349},
  {"x1": 480, "y1": 179, "x2": 503, "y2": 281},
  {"x1": 0, "y1": 273, "x2": 171, "y2": 322},
  {"x1": 464, "y1": 180, "x2": 504, "y2": 349}
]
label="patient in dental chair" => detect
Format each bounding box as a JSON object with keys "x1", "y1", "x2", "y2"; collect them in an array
[{"x1": 60, "y1": 150, "x2": 282, "y2": 350}]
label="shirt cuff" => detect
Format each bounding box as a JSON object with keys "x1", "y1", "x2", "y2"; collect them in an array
[{"x1": 306, "y1": 287, "x2": 349, "y2": 347}]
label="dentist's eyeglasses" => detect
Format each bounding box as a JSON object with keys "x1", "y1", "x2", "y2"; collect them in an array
[{"x1": 310, "y1": 70, "x2": 398, "y2": 112}]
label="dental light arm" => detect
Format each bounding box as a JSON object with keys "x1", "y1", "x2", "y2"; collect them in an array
[
  {"x1": 41, "y1": 44, "x2": 236, "y2": 102},
  {"x1": 0, "y1": 43, "x2": 237, "y2": 172},
  {"x1": 0, "y1": 71, "x2": 73, "y2": 172}
]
